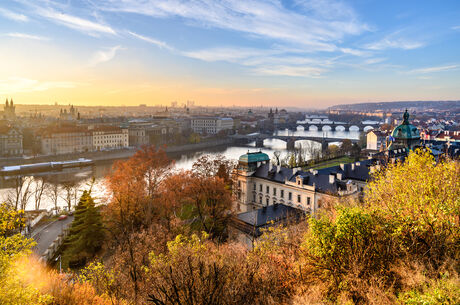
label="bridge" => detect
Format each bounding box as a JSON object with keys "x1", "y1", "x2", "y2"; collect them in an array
[
  {"x1": 278, "y1": 120, "x2": 380, "y2": 131},
  {"x1": 232, "y1": 133, "x2": 359, "y2": 151}
]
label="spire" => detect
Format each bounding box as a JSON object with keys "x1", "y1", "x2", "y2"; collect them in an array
[
  {"x1": 10, "y1": 99, "x2": 13, "y2": 106},
  {"x1": 5, "y1": 99, "x2": 9, "y2": 107}
]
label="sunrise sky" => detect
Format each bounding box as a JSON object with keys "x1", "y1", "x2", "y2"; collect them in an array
[{"x1": 0, "y1": 0, "x2": 459, "y2": 108}]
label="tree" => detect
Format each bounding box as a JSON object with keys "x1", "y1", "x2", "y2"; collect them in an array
[
  {"x1": 61, "y1": 181, "x2": 78, "y2": 212},
  {"x1": 62, "y1": 191, "x2": 105, "y2": 268},
  {"x1": 181, "y1": 174, "x2": 233, "y2": 241},
  {"x1": 33, "y1": 178, "x2": 48, "y2": 211},
  {"x1": 272, "y1": 150, "x2": 281, "y2": 165},
  {"x1": 0, "y1": 203, "x2": 41, "y2": 304},
  {"x1": 341, "y1": 139, "x2": 353, "y2": 154},
  {"x1": 365, "y1": 149, "x2": 460, "y2": 266},
  {"x1": 46, "y1": 183, "x2": 60, "y2": 215},
  {"x1": 7, "y1": 176, "x2": 33, "y2": 211},
  {"x1": 191, "y1": 154, "x2": 236, "y2": 182}
]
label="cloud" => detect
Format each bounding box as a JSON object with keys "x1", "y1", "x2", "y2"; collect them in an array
[
  {"x1": 0, "y1": 7, "x2": 28, "y2": 22},
  {"x1": 128, "y1": 31, "x2": 173, "y2": 50},
  {"x1": 340, "y1": 48, "x2": 369, "y2": 56},
  {"x1": 18, "y1": 1, "x2": 116, "y2": 36},
  {"x1": 365, "y1": 35, "x2": 423, "y2": 50},
  {"x1": 96, "y1": 0, "x2": 368, "y2": 52},
  {"x1": 0, "y1": 77, "x2": 76, "y2": 93},
  {"x1": 452, "y1": 26, "x2": 460, "y2": 30},
  {"x1": 89, "y1": 46, "x2": 122, "y2": 66},
  {"x1": 408, "y1": 64, "x2": 459, "y2": 74},
  {"x1": 5, "y1": 32, "x2": 49, "y2": 41},
  {"x1": 252, "y1": 65, "x2": 325, "y2": 77},
  {"x1": 182, "y1": 47, "x2": 278, "y2": 63},
  {"x1": 363, "y1": 57, "x2": 386, "y2": 65}
]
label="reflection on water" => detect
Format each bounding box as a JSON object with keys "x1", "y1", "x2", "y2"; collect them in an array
[{"x1": 0, "y1": 128, "x2": 361, "y2": 211}]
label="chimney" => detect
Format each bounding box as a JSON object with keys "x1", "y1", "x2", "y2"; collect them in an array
[
  {"x1": 337, "y1": 173, "x2": 343, "y2": 180},
  {"x1": 339, "y1": 163, "x2": 345, "y2": 170},
  {"x1": 329, "y1": 174, "x2": 335, "y2": 184}
]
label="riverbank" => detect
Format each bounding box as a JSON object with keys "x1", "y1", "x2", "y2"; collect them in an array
[{"x1": 0, "y1": 138, "x2": 237, "y2": 166}]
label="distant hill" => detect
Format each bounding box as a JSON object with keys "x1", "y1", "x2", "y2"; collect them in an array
[{"x1": 329, "y1": 101, "x2": 460, "y2": 112}]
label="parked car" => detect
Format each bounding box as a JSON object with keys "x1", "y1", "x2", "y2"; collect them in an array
[{"x1": 58, "y1": 215, "x2": 68, "y2": 221}]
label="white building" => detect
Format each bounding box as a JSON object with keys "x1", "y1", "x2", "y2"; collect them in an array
[
  {"x1": 91, "y1": 126, "x2": 129, "y2": 151},
  {"x1": 191, "y1": 117, "x2": 233, "y2": 134},
  {"x1": 233, "y1": 151, "x2": 373, "y2": 213},
  {"x1": 366, "y1": 130, "x2": 389, "y2": 151}
]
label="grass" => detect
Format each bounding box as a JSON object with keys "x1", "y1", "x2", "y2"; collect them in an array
[{"x1": 303, "y1": 156, "x2": 356, "y2": 170}]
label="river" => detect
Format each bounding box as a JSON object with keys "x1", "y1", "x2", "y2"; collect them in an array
[{"x1": 0, "y1": 127, "x2": 363, "y2": 211}]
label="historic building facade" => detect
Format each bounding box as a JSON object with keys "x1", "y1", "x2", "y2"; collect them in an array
[{"x1": 233, "y1": 151, "x2": 373, "y2": 213}]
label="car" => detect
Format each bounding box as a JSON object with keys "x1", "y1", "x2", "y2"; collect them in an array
[{"x1": 58, "y1": 215, "x2": 68, "y2": 221}]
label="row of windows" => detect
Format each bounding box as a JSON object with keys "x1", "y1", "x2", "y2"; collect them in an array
[{"x1": 253, "y1": 183, "x2": 311, "y2": 205}]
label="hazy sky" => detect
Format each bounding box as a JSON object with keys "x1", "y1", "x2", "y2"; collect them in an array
[{"x1": 1, "y1": 0, "x2": 459, "y2": 108}]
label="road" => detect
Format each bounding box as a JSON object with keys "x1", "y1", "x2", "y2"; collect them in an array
[{"x1": 32, "y1": 216, "x2": 74, "y2": 255}]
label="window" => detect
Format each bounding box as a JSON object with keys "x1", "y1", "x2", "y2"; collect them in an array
[
  {"x1": 297, "y1": 195, "x2": 301, "y2": 203},
  {"x1": 253, "y1": 194, "x2": 256, "y2": 202},
  {"x1": 288, "y1": 192, "x2": 292, "y2": 200},
  {"x1": 273, "y1": 187, "x2": 277, "y2": 196},
  {"x1": 253, "y1": 183, "x2": 256, "y2": 190},
  {"x1": 238, "y1": 181, "x2": 241, "y2": 188},
  {"x1": 280, "y1": 190, "x2": 284, "y2": 198},
  {"x1": 266, "y1": 198, "x2": 269, "y2": 206},
  {"x1": 260, "y1": 196, "x2": 262, "y2": 204},
  {"x1": 307, "y1": 197, "x2": 311, "y2": 205},
  {"x1": 266, "y1": 186, "x2": 269, "y2": 194},
  {"x1": 259, "y1": 184, "x2": 262, "y2": 192}
]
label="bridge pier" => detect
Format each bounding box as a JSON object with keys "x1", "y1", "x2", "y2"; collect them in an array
[
  {"x1": 321, "y1": 140, "x2": 328, "y2": 152},
  {"x1": 255, "y1": 138, "x2": 264, "y2": 148},
  {"x1": 286, "y1": 139, "x2": 296, "y2": 150}
]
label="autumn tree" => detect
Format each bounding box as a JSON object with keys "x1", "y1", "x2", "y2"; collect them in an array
[{"x1": 365, "y1": 149, "x2": 460, "y2": 266}]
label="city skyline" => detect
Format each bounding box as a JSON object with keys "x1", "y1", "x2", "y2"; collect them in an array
[{"x1": 1, "y1": 0, "x2": 460, "y2": 107}]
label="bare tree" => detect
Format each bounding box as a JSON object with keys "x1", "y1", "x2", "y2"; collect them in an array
[
  {"x1": 60, "y1": 182, "x2": 77, "y2": 212},
  {"x1": 33, "y1": 178, "x2": 49, "y2": 210},
  {"x1": 7, "y1": 175, "x2": 34, "y2": 210},
  {"x1": 47, "y1": 183, "x2": 60, "y2": 215},
  {"x1": 272, "y1": 150, "x2": 281, "y2": 165}
]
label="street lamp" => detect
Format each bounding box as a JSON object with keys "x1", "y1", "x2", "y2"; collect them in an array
[{"x1": 55, "y1": 255, "x2": 61, "y2": 273}]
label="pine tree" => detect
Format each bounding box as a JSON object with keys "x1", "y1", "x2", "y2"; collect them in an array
[{"x1": 62, "y1": 191, "x2": 105, "y2": 268}]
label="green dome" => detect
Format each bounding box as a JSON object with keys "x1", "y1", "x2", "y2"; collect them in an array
[
  {"x1": 239, "y1": 151, "x2": 270, "y2": 163},
  {"x1": 391, "y1": 110, "x2": 420, "y2": 140}
]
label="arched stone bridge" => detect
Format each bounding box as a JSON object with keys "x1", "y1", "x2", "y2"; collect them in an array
[
  {"x1": 279, "y1": 121, "x2": 380, "y2": 131},
  {"x1": 232, "y1": 133, "x2": 359, "y2": 151}
]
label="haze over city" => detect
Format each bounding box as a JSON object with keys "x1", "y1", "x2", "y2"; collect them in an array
[{"x1": 1, "y1": 0, "x2": 459, "y2": 107}]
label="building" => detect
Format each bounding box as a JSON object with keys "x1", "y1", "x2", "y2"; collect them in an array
[
  {"x1": 0, "y1": 125, "x2": 23, "y2": 156},
  {"x1": 1, "y1": 99, "x2": 16, "y2": 120},
  {"x1": 39, "y1": 126, "x2": 92, "y2": 155},
  {"x1": 191, "y1": 117, "x2": 233, "y2": 134},
  {"x1": 434, "y1": 130, "x2": 460, "y2": 143},
  {"x1": 388, "y1": 110, "x2": 420, "y2": 151},
  {"x1": 233, "y1": 151, "x2": 372, "y2": 213},
  {"x1": 91, "y1": 126, "x2": 129, "y2": 151},
  {"x1": 366, "y1": 130, "x2": 389, "y2": 151}
]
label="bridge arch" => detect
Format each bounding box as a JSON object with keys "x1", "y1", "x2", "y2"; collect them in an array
[
  {"x1": 321, "y1": 125, "x2": 332, "y2": 131},
  {"x1": 334, "y1": 125, "x2": 346, "y2": 131},
  {"x1": 363, "y1": 126, "x2": 375, "y2": 132},
  {"x1": 349, "y1": 125, "x2": 360, "y2": 131},
  {"x1": 307, "y1": 124, "x2": 318, "y2": 131}
]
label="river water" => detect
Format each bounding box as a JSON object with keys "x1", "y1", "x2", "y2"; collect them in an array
[{"x1": 0, "y1": 127, "x2": 363, "y2": 211}]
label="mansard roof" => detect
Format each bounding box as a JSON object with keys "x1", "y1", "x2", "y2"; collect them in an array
[{"x1": 251, "y1": 159, "x2": 374, "y2": 195}]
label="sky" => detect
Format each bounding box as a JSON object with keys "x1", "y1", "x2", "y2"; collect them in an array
[{"x1": 0, "y1": 0, "x2": 459, "y2": 108}]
